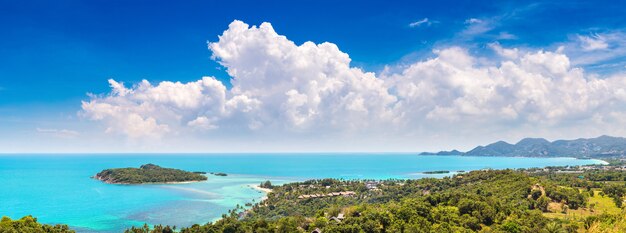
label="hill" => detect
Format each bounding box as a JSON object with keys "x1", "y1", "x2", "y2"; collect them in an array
[
  {"x1": 419, "y1": 149, "x2": 463, "y2": 156},
  {"x1": 421, "y1": 135, "x2": 626, "y2": 158}
]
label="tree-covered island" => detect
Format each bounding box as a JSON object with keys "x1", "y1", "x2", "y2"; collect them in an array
[
  {"x1": 422, "y1": 170, "x2": 450, "y2": 174},
  {"x1": 93, "y1": 164, "x2": 207, "y2": 184}
]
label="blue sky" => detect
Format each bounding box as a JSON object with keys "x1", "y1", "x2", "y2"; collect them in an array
[{"x1": 2, "y1": 0, "x2": 626, "y2": 152}]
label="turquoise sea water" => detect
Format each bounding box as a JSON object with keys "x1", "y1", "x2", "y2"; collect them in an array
[{"x1": 0, "y1": 154, "x2": 605, "y2": 232}]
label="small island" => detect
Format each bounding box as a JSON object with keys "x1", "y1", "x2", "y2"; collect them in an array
[
  {"x1": 210, "y1": 172, "x2": 228, "y2": 176},
  {"x1": 422, "y1": 170, "x2": 450, "y2": 174},
  {"x1": 93, "y1": 164, "x2": 208, "y2": 184}
]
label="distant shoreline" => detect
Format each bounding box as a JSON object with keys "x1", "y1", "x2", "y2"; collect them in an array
[{"x1": 417, "y1": 154, "x2": 609, "y2": 163}]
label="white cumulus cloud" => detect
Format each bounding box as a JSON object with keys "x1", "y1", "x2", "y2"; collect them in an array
[{"x1": 81, "y1": 20, "x2": 626, "y2": 151}]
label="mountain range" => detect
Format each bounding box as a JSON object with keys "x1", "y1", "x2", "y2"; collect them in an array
[{"x1": 421, "y1": 135, "x2": 626, "y2": 158}]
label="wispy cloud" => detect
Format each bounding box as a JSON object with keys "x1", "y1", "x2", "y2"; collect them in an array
[
  {"x1": 409, "y1": 18, "x2": 434, "y2": 28},
  {"x1": 578, "y1": 34, "x2": 609, "y2": 51},
  {"x1": 464, "y1": 18, "x2": 483, "y2": 24},
  {"x1": 36, "y1": 128, "x2": 80, "y2": 138},
  {"x1": 559, "y1": 30, "x2": 626, "y2": 71},
  {"x1": 454, "y1": 3, "x2": 539, "y2": 42},
  {"x1": 458, "y1": 17, "x2": 496, "y2": 39},
  {"x1": 458, "y1": 18, "x2": 519, "y2": 40},
  {"x1": 496, "y1": 31, "x2": 517, "y2": 40}
]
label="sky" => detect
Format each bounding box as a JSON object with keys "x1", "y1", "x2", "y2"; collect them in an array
[{"x1": 2, "y1": 0, "x2": 626, "y2": 152}]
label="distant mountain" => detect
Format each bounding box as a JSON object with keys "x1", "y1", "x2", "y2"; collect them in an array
[
  {"x1": 420, "y1": 135, "x2": 626, "y2": 158},
  {"x1": 419, "y1": 149, "x2": 464, "y2": 156}
]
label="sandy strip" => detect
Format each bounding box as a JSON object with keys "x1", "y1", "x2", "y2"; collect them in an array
[
  {"x1": 249, "y1": 184, "x2": 272, "y2": 193},
  {"x1": 248, "y1": 184, "x2": 272, "y2": 201}
]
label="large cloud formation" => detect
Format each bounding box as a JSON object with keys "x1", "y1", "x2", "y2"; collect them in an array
[{"x1": 81, "y1": 20, "x2": 626, "y2": 150}]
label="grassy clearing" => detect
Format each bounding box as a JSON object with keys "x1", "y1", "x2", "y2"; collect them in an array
[
  {"x1": 599, "y1": 181, "x2": 626, "y2": 185},
  {"x1": 543, "y1": 190, "x2": 621, "y2": 220}
]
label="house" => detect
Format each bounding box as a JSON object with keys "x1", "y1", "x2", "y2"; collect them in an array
[
  {"x1": 365, "y1": 181, "x2": 379, "y2": 190},
  {"x1": 297, "y1": 191, "x2": 356, "y2": 200},
  {"x1": 311, "y1": 228, "x2": 322, "y2": 233},
  {"x1": 342, "y1": 191, "x2": 356, "y2": 196},
  {"x1": 299, "y1": 194, "x2": 311, "y2": 199},
  {"x1": 329, "y1": 213, "x2": 345, "y2": 223}
]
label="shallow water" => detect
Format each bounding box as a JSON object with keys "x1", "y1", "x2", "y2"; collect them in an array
[{"x1": 0, "y1": 154, "x2": 604, "y2": 232}]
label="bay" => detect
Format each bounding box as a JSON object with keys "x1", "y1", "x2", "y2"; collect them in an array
[{"x1": 0, "y1": 154, "x2": 605, "y2": 232}]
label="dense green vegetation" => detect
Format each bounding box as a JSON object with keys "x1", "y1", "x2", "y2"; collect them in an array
[
  {"x1": 123, "y1": 164, "x2": 626, "y2": 233},
  {"x1": 260, "y1": 181, "x2": 273, "y2": 189},
  {"x1": 0, "y1": 216, "x2": 74, "y2": 233},
  {"x1": 94, "y1": 164, "x2": 207, "y2": 184}
]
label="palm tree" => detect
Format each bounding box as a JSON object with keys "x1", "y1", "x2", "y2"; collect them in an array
[{"x1": 544, "y1": 222, "x2": 565, "y2": 233}]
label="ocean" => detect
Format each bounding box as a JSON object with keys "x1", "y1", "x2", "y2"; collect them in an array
[{"x1": 0, "y1": 154, "x2": 605, "y2": 232}]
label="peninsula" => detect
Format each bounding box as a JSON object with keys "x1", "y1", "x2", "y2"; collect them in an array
[{"x1": 93, "y1": 164, "x2": 207, "y2": 184}]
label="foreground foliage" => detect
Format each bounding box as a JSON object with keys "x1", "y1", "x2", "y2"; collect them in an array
[{"x1": 0, "y1": 216, "x2": 74, "y2": 233}]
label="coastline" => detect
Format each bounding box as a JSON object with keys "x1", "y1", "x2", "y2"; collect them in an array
[
  {"x1": 249, "y1": 184, "x2": 272, "y2": 200},
  {"x1": 249, "y1": 184, "x2": 272, "y2": 193},
  {"x1": 4, "y1": 154, "x2": 608, "y2": 232}
]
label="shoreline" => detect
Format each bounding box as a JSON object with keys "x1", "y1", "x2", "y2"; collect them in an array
[
  {"x1": 92, "y1": 175, "x2": 207, "y2": 185},
  {"x1": 249, "y1": 184, "x2": 272, "y2": 201},
  {"x1": 249, "y1": 184, "x2": 272, "y2": 193}
]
